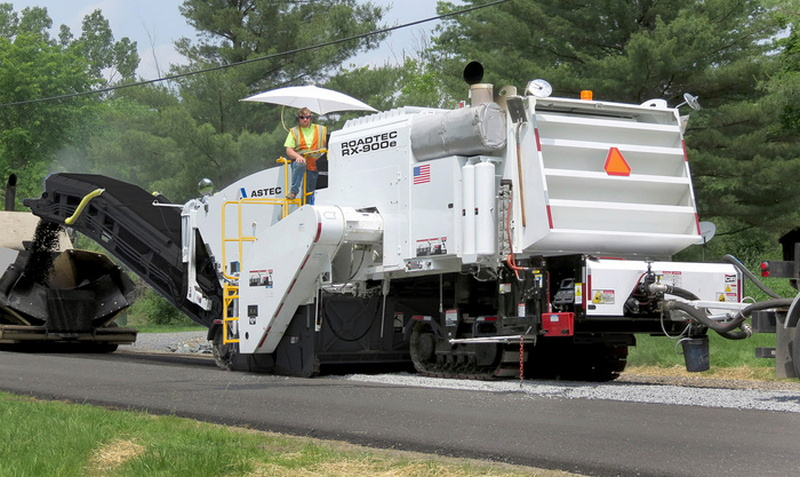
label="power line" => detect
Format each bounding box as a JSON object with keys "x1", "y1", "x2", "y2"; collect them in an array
[{"x1": 0, "y1": 0, "x2": 510, "y2": 108}]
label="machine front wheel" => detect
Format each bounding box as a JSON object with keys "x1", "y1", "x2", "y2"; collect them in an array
[
  {"x1": 211, "y1": 326, "x2": 238, "y2": 371},
  {"x1": 409, "y1": 323, "x2": 437, "y2": 373}
]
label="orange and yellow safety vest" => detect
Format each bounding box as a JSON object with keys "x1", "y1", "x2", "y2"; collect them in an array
[{"x1": 289, "y1": 124, "x2": 327, "y2": 171}]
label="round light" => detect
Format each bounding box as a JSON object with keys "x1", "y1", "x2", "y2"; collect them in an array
[{"x1": 198, "y1": 178, "x2": 215, "y2": 197}]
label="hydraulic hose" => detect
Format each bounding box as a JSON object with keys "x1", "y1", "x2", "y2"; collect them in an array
[
  {"x1": 663, "y1": 297, "x2": 794, "y2": 340},
  {"x1": 723, "y1": 254, "x2": 782, "y2": 299},
  {"x1": 649, "y1": 283, "x2": 700, "y2": 301},
  {"x1": 64, "y1": 188, "x2": 104, "y2": 225},
  {"x1": 663, "y1": 300, "x2": 745, "y2": 334}
]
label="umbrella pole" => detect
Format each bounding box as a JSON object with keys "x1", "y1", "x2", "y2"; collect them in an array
[{"x1": 280, "y1": 105, "x2": 290, "y2": 132}]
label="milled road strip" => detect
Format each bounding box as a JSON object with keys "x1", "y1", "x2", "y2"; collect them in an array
[{"x1": 344, "y1": 374, "x2": 800, "y2": 413}]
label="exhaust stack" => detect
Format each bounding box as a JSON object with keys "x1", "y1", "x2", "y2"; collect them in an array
[
  {"x1": 5, "y1": 174, "x2": 16, "y2": 211},
  {"x1": 464, "y1": 61, "x2": 493, "y2": 106}
]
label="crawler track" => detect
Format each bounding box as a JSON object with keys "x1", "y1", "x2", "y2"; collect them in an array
[{"x1": 409, "y1": 323, "x2": 524, "y2": 380}]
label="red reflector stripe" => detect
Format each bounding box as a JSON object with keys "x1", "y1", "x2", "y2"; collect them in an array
[
  {"x1": 586, "y1": 273, "x2": 592, "y2": 311},
  {"x1": 546, "y1": 205, "x2": 554, "y2": 229},
  {"x1": 534, "y1": 128, "x2": 542, "y2": 151},
  {"x1": 682, "y1": 140, "x2": 689, "y2": 162},
  {"x1": 258, "y1": 325, "x2": 273, "y2": 348},
  {"x1": 314, "y1": 221, "x2": 322, "y2": 242},
  {"x1": 582, "y1": 279, "x2": 588, "y2": 311}
]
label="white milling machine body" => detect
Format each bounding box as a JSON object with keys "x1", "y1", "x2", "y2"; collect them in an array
[{"x1": 179, "y1": 64, "x2": 745, "y2": 379}]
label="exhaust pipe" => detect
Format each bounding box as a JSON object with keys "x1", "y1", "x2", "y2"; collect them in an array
[
  {"x1": 5, "y1": 174, "x2": 16, "y2": 211},
  {"x1": 463, "y1": 61, "x2": 493, "y2": 106}
]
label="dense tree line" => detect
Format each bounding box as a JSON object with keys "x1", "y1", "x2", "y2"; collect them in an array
[{"x1": 1, "y1": 0, "x2": 799, "y2": 261}]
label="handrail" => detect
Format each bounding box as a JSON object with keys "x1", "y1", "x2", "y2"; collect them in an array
[
  {"x1": 218, "y1": 155, "x2": 322, "y2": 342},
  {"x1": 222, "y1": 283, "x2": 240, "y2": 344}
]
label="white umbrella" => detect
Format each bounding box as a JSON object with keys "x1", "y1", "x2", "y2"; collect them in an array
[{"x1": 241, "y1": 85, "x2": 378, "y2": 115}]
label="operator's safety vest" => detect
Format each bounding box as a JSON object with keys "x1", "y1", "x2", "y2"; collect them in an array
[{"x1": 290, "y1": 124, "x2": 327, "y2": 171}]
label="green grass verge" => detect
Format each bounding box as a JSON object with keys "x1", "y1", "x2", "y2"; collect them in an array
[
  {"x1": 629, "y1": 333, "x2": 775, "y2": 368},
  {"x1": 0, "y1": 392, "x2": 577, "y2": 477},
  {"x1": 627, "y1": 332, "x2": 783, "y2": 380}
]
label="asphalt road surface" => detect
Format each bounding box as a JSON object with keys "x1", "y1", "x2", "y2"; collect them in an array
[{"x1": 1, "y1": 349, "x2": 799, "y2": 477}]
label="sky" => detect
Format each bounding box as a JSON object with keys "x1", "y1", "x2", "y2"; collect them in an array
[{"x1": 10, "y1": 0, "x2": 444, "y2": 80}]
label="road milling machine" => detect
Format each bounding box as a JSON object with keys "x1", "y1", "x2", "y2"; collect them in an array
[{"x1": 24, "y1": 62, "x2": 794, "y2": 380}]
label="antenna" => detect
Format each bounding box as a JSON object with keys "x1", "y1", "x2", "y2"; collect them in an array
[{"x1": 676, "y1": 93, "x2": 701, "y2": 110}]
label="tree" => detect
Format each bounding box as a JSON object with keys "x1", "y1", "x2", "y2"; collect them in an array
[
  {"x1": 71, "y1": 9, "x2": 139, "y2": 84},
  {"x1": 0, "y1": 5, "x2": 139, "y2": 202},
  {"x1": 433, "y1": 0, "x2": 782, "y2": 102},
  {"x1": 685, "y1": 2, "x2": 800, "y2": 256},
  {"x1": 0, "y1": 8, "x2": 94, "y2": 200},
  {"x1": 170, "y1": 0, "x2": 387, "y2": 136},
  {"x1": 77, "y1": 0, "x2": 390, "y2": 200},
  {"x1": 177, "y1": 0, "x2": 387, "y2": 88}
]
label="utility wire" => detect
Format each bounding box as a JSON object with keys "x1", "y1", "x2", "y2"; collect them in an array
[{"x1": 0, "y1": 0, "x2": 510, "y2": 108}]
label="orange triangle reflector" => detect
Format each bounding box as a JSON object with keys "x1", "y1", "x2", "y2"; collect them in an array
[{"x1": 604, "y1": 147, "x2": 631, "y2": 176}]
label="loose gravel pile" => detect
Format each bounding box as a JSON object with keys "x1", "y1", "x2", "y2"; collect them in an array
[
  {"x1": 126, "y1": 331, "x2": 211, "y2": 354},
  {"x1": 127, "y1": 331, "x2": 800, "y2": 414}
]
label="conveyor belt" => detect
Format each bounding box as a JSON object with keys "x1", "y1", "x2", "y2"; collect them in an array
[{"x1": 24, "y1": 173, "x2": 221, "y2": 328}]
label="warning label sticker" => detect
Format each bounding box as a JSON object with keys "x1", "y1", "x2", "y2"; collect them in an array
[
  {"x1": 717, "y1": 291, "x2": 739, "y2": 302},
  {"x1": 661, "y1": 271, "x2": 683, "y2": 287},
  {"x1": 445, "y1": 309, "x2": 458, "y2": 326},
  {"x1": 592, "y1": 290, "x2": 615, "y2": 305},
  {"x1": 248, "y1": 269, "x2": 273, "y2": 288},
  {"x1": 416, "y1": 237, "x2": 448, "y2": 256}
]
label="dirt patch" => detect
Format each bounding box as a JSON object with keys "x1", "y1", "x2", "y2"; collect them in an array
[
  {"x1": 86, "y1": 438, "x2": 146, "y2": 475},
  {"x1": 622, "y1": 365, "x2": 800, "y2": 391}
]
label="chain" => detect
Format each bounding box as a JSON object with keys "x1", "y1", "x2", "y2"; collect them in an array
[{"x1": 519, "y1": 335, "x2": 525, "y2": 388}]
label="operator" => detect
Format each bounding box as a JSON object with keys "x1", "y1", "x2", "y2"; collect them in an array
[{"x1": 284, "y1": 107, "x2": 327, "y2": 204}]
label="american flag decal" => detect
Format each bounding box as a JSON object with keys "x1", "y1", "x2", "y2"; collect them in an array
[{"x1": 413, "y1": 164, "x2": 431, "y2": 184}]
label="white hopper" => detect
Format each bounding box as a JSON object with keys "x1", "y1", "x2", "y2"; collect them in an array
[{"x1": 517, "y1": 96, "x2": 701, "y2": 258}]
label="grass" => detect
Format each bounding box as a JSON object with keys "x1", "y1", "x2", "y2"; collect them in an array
[
  {"x1": 627, "y1": 332, "x2": 781, "y2": 381},
  {"x1": 0, "y1": 392, "x2": 578, "y2": 477}
]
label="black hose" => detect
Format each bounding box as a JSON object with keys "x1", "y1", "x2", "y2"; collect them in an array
[
  {"x1": 723, "y1": 254, "x2": 782, "y2": 299},
  {"x1": 664, "y1": 297, "x2": 794, "y2": 339},
  {"x1": 663, "y1": 300, "x2": 745, "y2": 333},
  {"x1": 662, "y1": 284, "x2": 700, "y2": 301},
  {"x1": 738, "y1": 297, "x2": 794, "y2": 317},
  {"x1": 718, "y1": 327, "x2": 752, "y2": 340}
]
